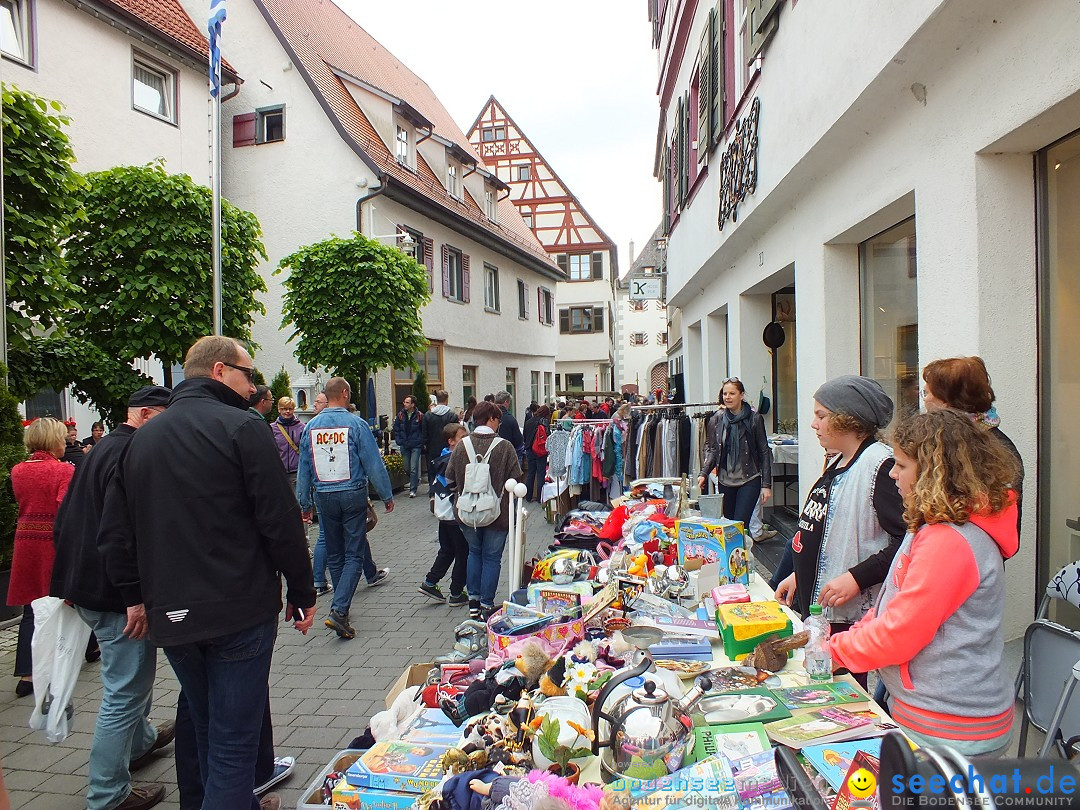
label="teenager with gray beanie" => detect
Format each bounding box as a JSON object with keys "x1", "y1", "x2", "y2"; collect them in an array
[{"x1": 774, "y1": 375, "x2": 906, "y2": 684}]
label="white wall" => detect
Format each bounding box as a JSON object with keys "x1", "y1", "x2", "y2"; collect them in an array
[{"x1": 659, "y1": 0, "x2": 1080, "y2": 638}]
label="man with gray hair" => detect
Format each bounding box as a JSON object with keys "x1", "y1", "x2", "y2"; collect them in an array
[
  {"x1": 99, "y1": 336, "x2": 315, "y2": 810},
  {"x1": 52, "y1": 385, "x2": 173, "y2": 810},
  {"x1": 494, "y1": 391, "x2": 524, "y2": 462}
]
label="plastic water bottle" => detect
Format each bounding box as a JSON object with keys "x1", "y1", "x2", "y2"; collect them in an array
[{"x1": 803, "y1": 604, "x2": 832, "y2": 683}]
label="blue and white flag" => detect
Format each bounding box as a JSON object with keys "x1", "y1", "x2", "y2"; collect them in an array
[{"x1": 208, "y1": 0, "x2": 227, "y2": 98}]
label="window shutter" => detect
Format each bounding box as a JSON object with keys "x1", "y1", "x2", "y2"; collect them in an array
[
  {"x1": 441, "y1": 245, "x2": 450, "y2": 298},
  {"x1": 591, "y1": 252, "x2": 603, "y2": 280},
  {"x1": 559, "y1": 309, "x2": 570, "y2": 334},
  {"x1": 712, "y1": 4, "x2": 723, "y2": 141},
  {"x1": 233, "y1": 113, "x2": 256, "y2": 147},
  {"x1": 523, "y1": 282, "x2": 530, "y2": 318},
  {"x1": 697, "y1": 15, "x2": 712, "y2": 160},
  {"x1": 662, "y1": 148, "x2": 671, "y2": 234},
  {"x1": 557, "y1": 254, "x2": 569, "y2": 276},
  {"x1": 462, "y1": 254, "x2": 471, "y2": 303},
  {"x1": 423, "y1": 237, "x2": 434, "y2": 294},
  {"x1": 593, "y1": 306, "x2": 604, "y2": 334},
  {"x1": 749, "y1": 0, "x2": 780, "y2": 60},
  {"x1": 674, "y1": 99, "x2": 684, "y2": 206},
  {"x1": 683, "y1": 93, "x2": 692, "y2": 198}
]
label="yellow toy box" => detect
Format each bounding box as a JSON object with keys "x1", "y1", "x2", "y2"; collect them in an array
[{"x1": 716, "y1": 600, "x2": 794, "y2": 659}]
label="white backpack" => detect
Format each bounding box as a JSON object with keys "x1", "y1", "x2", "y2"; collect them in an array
[{"x1": 456, "y1": 436, "x2": 504, "y2": 528}]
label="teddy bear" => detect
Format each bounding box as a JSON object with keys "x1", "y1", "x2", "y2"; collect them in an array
[{"x1": 442, "y1": 639, "x2": 553, "y2": 725}]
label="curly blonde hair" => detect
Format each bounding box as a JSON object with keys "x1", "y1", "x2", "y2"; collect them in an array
[{"x1": 889, "y1": 409, "x2": 1019, "y2": 532}]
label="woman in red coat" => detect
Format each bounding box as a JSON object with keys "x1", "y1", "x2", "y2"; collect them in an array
[{"x1": 9, "y1": 417, "x2": 73, "y2": 696}]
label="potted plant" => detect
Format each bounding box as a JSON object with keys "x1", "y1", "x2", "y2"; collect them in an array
[
  {"x1": 383, "y1": 452, "x2": 408, "y2": 493},
  {"x1": 528, "y1": 716, "x2": 593, "y2": 785}
]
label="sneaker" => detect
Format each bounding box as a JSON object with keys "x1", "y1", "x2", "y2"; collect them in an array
[
  {"x1": 130, "y1": 722, "x2": 176, "y2": 771},
  {"x1": 115, "y1": 784, "x2": 166, "y2": 810},
  {"x1": 367, "y1": 569, "x2": 390, "y2": 587},
  {"x1": 325, "y1": 610, "x2": 356, "y2": 640},
  {"x1": 259, "y1": 795, "x2": 282, "y2": 810},
  {"x1": 448, "y1": 591, "x2": 469, "y2": 607},
  {"x1": 255, "y1": 756, "x2": 295, "y2": 795},
  {"x1": 315, "y1": 584, "x2": 333, "y2": 597},
  {"x1": 481, "y1": 604, "x2": 498, "y2": 621},
  {"x1": 419, "y1": 583, "x2": 446, "y2": 602},
  {"x1": 469, "y1": 599, "x2": 481, "y2": 620},
  {"x1": 753, "y1": 526, "x2": 779, "y2": 541},
  {"x1": 409, "y1": 491, "x2": 417, "y2": 498}
]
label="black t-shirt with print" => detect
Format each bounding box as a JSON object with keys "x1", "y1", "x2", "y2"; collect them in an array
[{"x1": 791, "y1": 439, "x2": 907, "y2": 618}]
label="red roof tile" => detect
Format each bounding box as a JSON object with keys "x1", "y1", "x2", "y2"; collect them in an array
[
  {"x1": 97, "y1": 0, "x2": 238, "y2": 77},
  {"x1": 254, "y1": 0, "x2": 556, "y2": 272}
]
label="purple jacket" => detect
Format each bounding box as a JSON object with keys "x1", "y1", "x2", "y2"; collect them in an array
[{"x1": 272, "y1": 417, "x2": 305, "y2": 473}]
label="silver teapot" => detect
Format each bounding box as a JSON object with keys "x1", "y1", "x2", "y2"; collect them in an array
[{"x1": 590, "y1": 654, "x2": 714, "y2": 783}]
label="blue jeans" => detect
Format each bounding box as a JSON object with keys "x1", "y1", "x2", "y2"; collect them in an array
[
  {"x1": 163, "y1": 619, "x2": 277, "y2": 810},
  {"x1": 525, "y1": 451, "x2": 546, "y2": 501},
  {"x1": 718, "y1": 477, "x2": 763, "y2": 531},
  {"x1": 316, "y1": 488, "x2": 378, "y2": 616},
  {"x1": 459, "y1": 525, "x2": 508, "y2": 608},
  {"x1": 402, "y1": 447, "x2": 422, "y2": 494},
  {"x1": 313, "y1": 519, "x2": 328, "y2": 588},
  {"x1": 74, "y1": 607, "x2": 158, "y2": 810}
]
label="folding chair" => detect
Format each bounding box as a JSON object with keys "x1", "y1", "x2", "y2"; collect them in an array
[
  {"x1": 1015, "y1": 560, "x2": 1080, "y2": 698},
  {"x1": 1017, "y1": 618, "x2": 1080, "y2": 757}
]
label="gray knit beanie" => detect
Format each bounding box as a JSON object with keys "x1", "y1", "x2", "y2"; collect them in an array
[{"x1": 813, "y1": 375, "x2": 894, "y2": 430}]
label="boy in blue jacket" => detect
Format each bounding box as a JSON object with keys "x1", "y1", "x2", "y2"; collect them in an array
[{"x1": 419, "y1": 423, "x2": 469, "y2": 605}]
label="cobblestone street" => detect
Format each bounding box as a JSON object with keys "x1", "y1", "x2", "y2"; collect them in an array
[{"x1": 0, "y1": 493, "x2": 557, "y2": 809}]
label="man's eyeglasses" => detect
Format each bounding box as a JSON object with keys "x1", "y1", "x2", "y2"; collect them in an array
[{"x1": 222, "y1": 361, "x2": 254, "y2": 382}]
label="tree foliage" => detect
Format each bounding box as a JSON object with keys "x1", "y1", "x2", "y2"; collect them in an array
[
  {"x1": 269, "y1": 366, "x2": 291, "y2": 422},
  {"x1": 1, "y1": 84, "x2": 81, "y2": 346},
  {"x1": 63, "y1": 163, "x2": 268, "y2": 374},
  {"x1": 0, "y1": 365, "x2": 25, "y2": 570},
  {"x1": 412, "y1": 369, "x2": 429, "y2": 410},
  {"x1": 277, "y1": 233, "x2": 430, "y2": 410}
]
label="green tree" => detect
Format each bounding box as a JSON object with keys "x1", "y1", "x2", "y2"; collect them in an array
[
  {"x1": 268, "y1": 366, "x2": 291, "y2": 422},
  {"x1": 277, "y1": 233, "x2": 429, "y2": 415},
  {"x1": 0, "y1": 365, "x2": 25, "y2": 570},
  {"x1": 1, "y1": 84, "x2": 82, "y2": 347},
  {"x1": 412, "y1": 369, "x2": 429, "y2": 411},
  {"x1": 252, "y1": 368, "x2": 267, "y2": 387},
  {"x1": 63, "y1": 163, "x2": 268, "y2": 386}
]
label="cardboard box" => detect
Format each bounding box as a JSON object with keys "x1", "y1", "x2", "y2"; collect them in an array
[
  {"x1": 346, "y1": 740, "x2": 450, "y2": 793},
  {"x1": 676, "y1": 518, "x2": 749, "y2": 584},
  {"x1": 385, "y1": 662, "x2": 434, "y2": 709}
]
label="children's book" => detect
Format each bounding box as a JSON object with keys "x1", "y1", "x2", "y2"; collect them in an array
[
  {"x1": 764, "y1": 707, "x2": 879, "y2": 749},
  {"x1": 345, "y1": 740, "x2": 451, "y2": 793},
  {"x1": 731, "y1": 749, "x2": 785, "y2": 801},
  {"x1": 831, "y1": 751, "x2": 881, "y2": 810},
  {"x1": 691, "y1": 722, "x2": 769, "y2": 766},
  {"x1": 399, "y1": 708, "x2": 464, "y2": 745},
  {"x1": 801, "y1": 739, "x2": 884, "y2": 793},
  {"x1": 770, "y1": 682, "x2": 871, "y2": 713},
  {"x1": 538, "y1": 588, "x2": 581, "y2": 617},
  {"x1": 697, "y1": 687, "x2": 792, "y2": 725},
  {"x1": 626, "y1": 755, "x2": 740, "y2": 810}
]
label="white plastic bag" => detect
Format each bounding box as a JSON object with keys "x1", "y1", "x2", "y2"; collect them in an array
[{"x1": 28, "y1": 596, "x2": 91, "y2": 742}]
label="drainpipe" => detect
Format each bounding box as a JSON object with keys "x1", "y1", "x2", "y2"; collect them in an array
[{"x1": 355, "y1": 177, "x2": 388, "y2": 234}]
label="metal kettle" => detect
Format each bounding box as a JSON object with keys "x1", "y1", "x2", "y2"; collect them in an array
[{"x1": 590, "y1": 654, "x2": 714, "y2": 783}]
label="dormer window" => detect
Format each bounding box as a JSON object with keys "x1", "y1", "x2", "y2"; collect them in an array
[
  {"x1": 447, "y1": 162, "x2": 461, "y2": 199},
  {"x1": 395, "y1": 125, "x2": 410, "y2": 165},
  {"x1": 483, "y1": 188, "x2": 497, "y2": 222}
]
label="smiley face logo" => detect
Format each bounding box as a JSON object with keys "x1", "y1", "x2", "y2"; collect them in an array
[{"x1": 847, "y1": 768, "x2": 876, "y2": 799}]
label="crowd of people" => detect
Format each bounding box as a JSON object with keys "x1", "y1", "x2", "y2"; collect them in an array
[{"x1": 1, "y1": 347, "x2": 1029, "y2": 807}]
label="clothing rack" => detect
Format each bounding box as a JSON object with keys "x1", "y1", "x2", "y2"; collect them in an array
[{"x1": 630, "y1": 402, "x2": 718, "y2": 411}]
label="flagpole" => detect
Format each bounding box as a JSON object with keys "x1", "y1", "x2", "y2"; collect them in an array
[
  {"x1": 211, "y1": 60, "x2": 223, "y2": 336},
  {"x1": 208, "y1": 0, "x2": 226, "y2": 336}
]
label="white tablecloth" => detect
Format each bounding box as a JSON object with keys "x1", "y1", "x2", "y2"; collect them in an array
[{"x1": 770, "y1": 442, "x2": 798, "y2": 465}]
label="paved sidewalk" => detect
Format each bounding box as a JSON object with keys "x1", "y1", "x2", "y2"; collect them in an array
[{"x1": 0, "y1": 493, "x2": 557, "y2": 808}]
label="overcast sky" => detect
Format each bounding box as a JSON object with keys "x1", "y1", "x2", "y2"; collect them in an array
[{"x1": 335, "y1": 0, "x2": 661, "y2": 276}]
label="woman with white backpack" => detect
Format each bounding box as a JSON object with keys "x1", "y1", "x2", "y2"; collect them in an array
[{"x1": 444, "y1": 401, "x2": 523, "y2": 621}]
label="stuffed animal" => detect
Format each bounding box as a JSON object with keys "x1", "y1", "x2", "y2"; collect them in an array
[{"x1": 445, "y1": 640, "x2": 552, "y2": 724}]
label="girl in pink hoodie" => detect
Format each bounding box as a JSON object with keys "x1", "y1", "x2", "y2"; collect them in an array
[{"x1": 830, "y1": 408, "x2": 1020, "y2": 756}]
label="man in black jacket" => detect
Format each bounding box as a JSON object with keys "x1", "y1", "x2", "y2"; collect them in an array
[
  {"x1": 494, "y1": 390, "x2": 524, "y2": 462},
  {"x1": 98, "y1": 336, "x2": 315, "y2": 810},
  {"x1": 421, "y1": 390, "x2": 458, "y2": 495},
  {"x1": 52, "y1": 385, "x2": 173, "y2": 810}
]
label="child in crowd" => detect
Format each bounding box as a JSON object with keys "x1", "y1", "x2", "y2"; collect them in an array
[
  {"x1": 830, "y1": 408, "x2": 1020, "y2": 756},
  {"x1": 419, "y1": 423, "x2": 470, "y2": 605}
]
